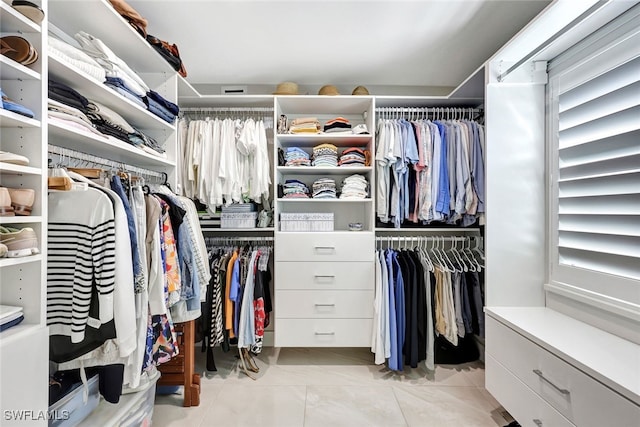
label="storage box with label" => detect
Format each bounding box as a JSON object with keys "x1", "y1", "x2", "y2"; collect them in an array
[{"x1": 280, "y1": 213, "x2": 334, "y2": 232}]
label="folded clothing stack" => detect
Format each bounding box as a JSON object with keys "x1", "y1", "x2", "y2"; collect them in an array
[
  {"x1": 339, "y1": 147, "x2": 366, "y2": 167},
  {"x1": 48, "y1": 79, "x2": 165, "y2": 156},
  {"x1": 48, "y1": 36, "x2": 106, "y2": 82},
  {"x1": 323, "y1": 117, "x2": 352, "y2": 134},
  {"x1": 289, "y1": 117, "x2": 320, "y2": 134},
  {"x1": 285, "y1": 147, "x2": 311, "y2": 166},
  {"x1": 312, "y1": 143, "x2": 338, "y2": 167},
  {"x1": 340, "y1": 174, "x2": 369, "y2": 199},
  {"x1": 312, "y1": 177, "x2": 337, "y2": 199},
  {"x1": 283, "y1": 179, "x2": 310, "y2": 198},
  {"x1": 0, "y1": 304, "x2": 24, "y2": 332}
]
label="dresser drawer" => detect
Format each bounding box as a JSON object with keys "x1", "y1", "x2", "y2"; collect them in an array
[
  {"x1": 276, "y1": 261, "x2": 374, "y2": 290},
  {"x1": 486, "y1": 317, "x2": 640, "y2": 427},
  {"x1": 275, "y1": 232, "x2": 374, "y2": 262},
  {"x1": 276, "y1": 290, "x2": 373, "y2": 318},
  {"x1": 486, "y1": 354, "x2": 575, "y2": 427},
  {"x1": 274, "y1": 318, "x2": 372, "y2": 347}
]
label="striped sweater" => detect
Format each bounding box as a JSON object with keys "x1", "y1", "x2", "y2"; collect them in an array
[{"x1": 48, "y1": 188, "x2": 116, "y2": 343}]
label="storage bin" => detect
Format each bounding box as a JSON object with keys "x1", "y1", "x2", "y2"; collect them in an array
[
  {"x1": 280, "y1": 213, "x2": 334, "y2": 232},
  {"x1": 220, "y1": 212, "x2": 258, "y2": 229},
  {"x1": 115, "y1": 378, "x2": 157, "y2": 427},
  {"x1": 49, "y1": 374, "x2": 99, "y2": 427}
]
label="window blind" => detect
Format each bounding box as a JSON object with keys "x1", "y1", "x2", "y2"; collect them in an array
[{"x1": 548, "y1": 4, "x2": 640, "y2": 316}]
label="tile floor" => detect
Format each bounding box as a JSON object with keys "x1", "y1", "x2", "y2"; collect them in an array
[{"x1": 152, "y1": 347, "x2": 512, "y2": 427}]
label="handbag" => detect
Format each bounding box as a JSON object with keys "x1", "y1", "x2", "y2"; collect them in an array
[{"x1": 146, "y1": 34, "x2": 187, "y2": 77}]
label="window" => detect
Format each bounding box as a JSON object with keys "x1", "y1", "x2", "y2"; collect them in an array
[{"x1": 547, "y1": 5, "x2": 640, "y2": 319}]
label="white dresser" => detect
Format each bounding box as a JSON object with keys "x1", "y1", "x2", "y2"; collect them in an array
[
  {"x1": 274, "y1": 232, "x2": 374, "y2": 347},
  {"x1": 485, "y1": 308, "x2": 640, "y2": 427}
]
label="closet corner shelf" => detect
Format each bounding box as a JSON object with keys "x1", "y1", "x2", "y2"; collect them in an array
[
  {"x1": 0, "y1": 109, "x2": 41, "y2": 129},
  {"x1": 49, "y1": 0, "x2": 178, "y2": 75},
  {"x1": 0, "y1": 324, "x2": 44, "y2": 346},
  {"x1": 0, "y1": 254, "x2": 43, "y2": 268},
  {"x1": 0, "y1": 164, "x2": 42, "y2": 176},
  {"x1": 48, "y1": 121, "x2": 176, "y2": 170},
  {"x1": 48, "y1": 56, "x2": 176, "y2": 132},
  {"x1": 0, "y1": 216, "x2": 43, "y2": 225},
  {"x1": 276, "y1": 95, "x2": 372, "y2": 114},
  {"x1": 0, "y1": 1, "x2": 42, "y2": 33},
  {"x1": 0, "y1": 55, "x2": 41, "y2": 81},
  {"x1": 277, "y1": 198, "x2": 372, "y2": 203},
  {"x1": 277, "y1": 166, "x2": 373, "y2": 175}
]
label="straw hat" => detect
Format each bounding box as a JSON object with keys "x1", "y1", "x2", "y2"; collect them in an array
[
  {"x1": 352, "y1": 85, "x2": 370, "y2": 96},
  {"x1": 318, "y1": 85, "x2": 340, "y2": 96},
  {"x1": 273, "y1": 82, "x2": 299, "y2": 95}
]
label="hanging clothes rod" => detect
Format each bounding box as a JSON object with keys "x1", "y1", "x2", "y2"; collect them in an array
[
  {"x1": 47, "y1": 144, "x2": 165, "y2": 181},
  {"x1": 180, "y1": 107, "x2": 274, "y2": 113},
  {"x1": 375, "y1": 236, "x2": 470, "y2": 242},
  {"x1": 375, "y1": 106, "x2": 483, "y2": 120},
  {"x1": 204, "y1": 236, "x2": 274, "y2": 243}
]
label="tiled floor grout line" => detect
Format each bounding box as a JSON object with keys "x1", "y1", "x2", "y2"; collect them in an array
[
  {"x1": 390, "y1": 384, "x2": 411, "y2": 427},
  {"x1": 302, "y1": 385, "x2": 308, "y2": 427}
]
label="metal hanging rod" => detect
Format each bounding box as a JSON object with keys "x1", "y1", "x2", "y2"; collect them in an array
[
  {"x1": 374, "y1": 106, "x2": 483, "y2": 120},
  {"x1": 180, "y1": 107, "x2": 274, "y2": 113},
  {"x1": 205, "y1": 236, "x2": 274, "y2": 244},
  {"x1": 375, "y1": 236, "x2": 471, "y2": 242},
  {"x1": 47, "y1": 144, "x2": 166, "y2": 181}
]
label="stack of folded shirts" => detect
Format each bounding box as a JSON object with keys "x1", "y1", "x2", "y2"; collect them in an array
[
  {"x1": 48, "y1": 36, "x2": 106, "y2": 82},
  {"x1": 312, "y1": 177, "x2": 337, "y2": 199},
  {"x1": 283, "y1": 179, "x2": 310, "y2": 198},
  {"x1": 312, "y1": 143, "x2": 338, "y2": 167},
  {"x1": 0, "y1": 305, "x2": 24, "y2": 332},
  {"x1": 339, "y1": 147, "x2": 367, "y2": 167},
  {"x1": 48, "y1": 98, "x2": 104, "y2": 138},
  {"x1": 339, "y1": 174, "x2": 369, "y2": 199},
  {"x1": 289, "y1": 117, "x2": 321, "y2": 134},
  {"x1": 323, "y1": 117, "x2": 352, "y2": 134},
  {"x1": 285, "y1": 147, "x2": 311, "y2": 166}
]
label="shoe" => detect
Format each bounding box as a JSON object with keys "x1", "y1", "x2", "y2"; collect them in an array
[
  {"x1": 11, "y1": 1, "x2": 45, "y2": 25},
  {"x1": 0, "y1": 188, "x2": 14, "y2": 217},
  {"x1": 7, "y1": 188, "x2": 34, "y2": 216},
  {"x1": 0, "y1": 226, "x2": 39, "y2": 257},
  {"x1": 0, "y1": 243, "x2": 7, "y2": 258},
  {"x1": 0, "y1": 151, "x2": 29, "y2": 166},
  {"x1": 0, "y1": 88, "x2": 35, "y2": 118}
]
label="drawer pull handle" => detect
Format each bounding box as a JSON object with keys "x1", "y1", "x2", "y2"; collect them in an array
[
  {"x1": 314, "y1": 332, "x2": 335, "y2": 336},
  {"x1": 533, "y1": 419, "x2": 543, "y2": 427},
  {"x1": 314, "y1": 275, "x2": 335, "y2": 279},
  {"x1": 532, "y1": 369, "x2": 570, "y2": 395},
  {"x1": 314, "y1": 246, "x2": 336, "y2": 252},
  {"x1": 314, "y1": 303, "x2": 336, "y2": 307}
]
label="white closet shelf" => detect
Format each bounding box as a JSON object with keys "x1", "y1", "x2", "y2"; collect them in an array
[
  {"x1": 277, "y1": 166, "x2": 372, "y2": 175},
  {"x1": 0, "y1": 55, "x2": 41, "y2": 81},
  {"x1": 49, "y1": 0, "x2": 178, "y2": 75},
  {"x1": 0, "y1": 216, "x2": 43, "y2": 225},
  {"x1": 48, "y1": 121, "x2": 176, "y2": 171},
  {"x1": 276, "y1": 95, "x2": 372, "y2": 114},
  {"x1": 0, "y1": 109, "x2": 41, "y2": 128},
  {"x1": 0, "y1": 324, "x2": 44, "y2": 345},
  {"x1": 0, "y1": 254, "x2": 42, "y2": 268},
  {"x1": 0, "y1": 164, "x2": 42, "y2": 176},
  {"x1": 276, "y1": 134, "x2": 372, "y2": 146},
  {"x1": 48, "y1": 57, "x2": 176, "y2": 132},
  {"x1": 375, "y1": 96, "x2": 484, "y2": 108},
  {"x1": 277, "y1": 198, "x2": 372, "y2": 203},
  {"x1": 179, "y1": 95, "x2": 275, "y2": 108},
  {"x1": 0, "y1": 1, "x2": 41, "y2": 33}
]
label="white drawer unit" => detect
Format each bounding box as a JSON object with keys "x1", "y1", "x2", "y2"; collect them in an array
[
  {"x1": 486, "y1": 354, "x2": 574, "y2": 427},
  {"x1": 485, "y1": 311, "x2": 640, "y2": 427},
  {"x1": 276, "y1": 290, "x2": 374, "y2": 318},
  {"x1": 276, "y1": 261, "x2": 374, "y2": 290},
  {"x1": 274, "y1": 318, "x2": 373, "y2": 347},
  {"x1": 275, "y1": 232, "x2": 374, "y2": 262}
]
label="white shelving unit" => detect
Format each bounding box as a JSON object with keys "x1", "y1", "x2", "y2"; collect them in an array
[{"x1": 0, "y1": 1, "x2": 49, "y2": 425}]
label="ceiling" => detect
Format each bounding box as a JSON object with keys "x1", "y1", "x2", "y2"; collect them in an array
[{"x1": 129, "y1": 0, "x2": 551, "y2": 94}]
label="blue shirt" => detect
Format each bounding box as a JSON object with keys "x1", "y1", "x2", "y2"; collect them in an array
[
  {"x1": 392, "y1": 251, "x2": 406, "y2": 372},
  {"x1": 435, "y1": 121, "x2": 450, "y2": 216},
  {"x1": 385, "y1": 250, "x2": 398, "y2": 370}
]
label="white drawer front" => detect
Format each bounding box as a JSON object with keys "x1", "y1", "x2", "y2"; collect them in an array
[
  {"x1": 276, "y1": 290, "x2": 374, "y2": 318},
  {"x1": 275, "y1": 232, "x2": 374, "y2": 262},
  {"x1": 486, "y1": 317, "x2": 640, "y2": 427},
  {"x1": 276, "y1": 261, "x2": 374, "y2": 290},
  {"x1": 275, "y1": 318, "x2": 372, "y2": 347},
  {"x1": 486, "y1": 354, "x2": 575, "y2": 427}
]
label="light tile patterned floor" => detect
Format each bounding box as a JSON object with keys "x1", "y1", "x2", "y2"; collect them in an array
[{"x1": 152, "y1": 347, "x2": 510, "y2": 427}]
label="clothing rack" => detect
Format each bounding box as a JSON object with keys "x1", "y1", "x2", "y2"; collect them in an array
[
  {"x1": 47, "y1": 144, "x2": 166, "y2": 184},
  {"x1": 375, "y1": 106, "x2": 483, "y2": 121},
  {"x1": 205, "y1": 236, "x2": 274, "y2": 245},
  {"x1": 376, "y1": 235, "x2": 483, "y2": 252},
  {"x1": 179, "y1": 106, "x2": 274, "y2": 122}
]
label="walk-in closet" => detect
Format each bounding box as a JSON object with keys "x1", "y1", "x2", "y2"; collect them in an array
[{"x1": 1, "y1": 0, "x2": 638, "y2": 426}]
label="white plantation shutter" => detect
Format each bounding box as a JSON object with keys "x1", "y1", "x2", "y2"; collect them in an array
[{"x1": 548, "y1": 4, "x2": 640, "y2": 315}]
